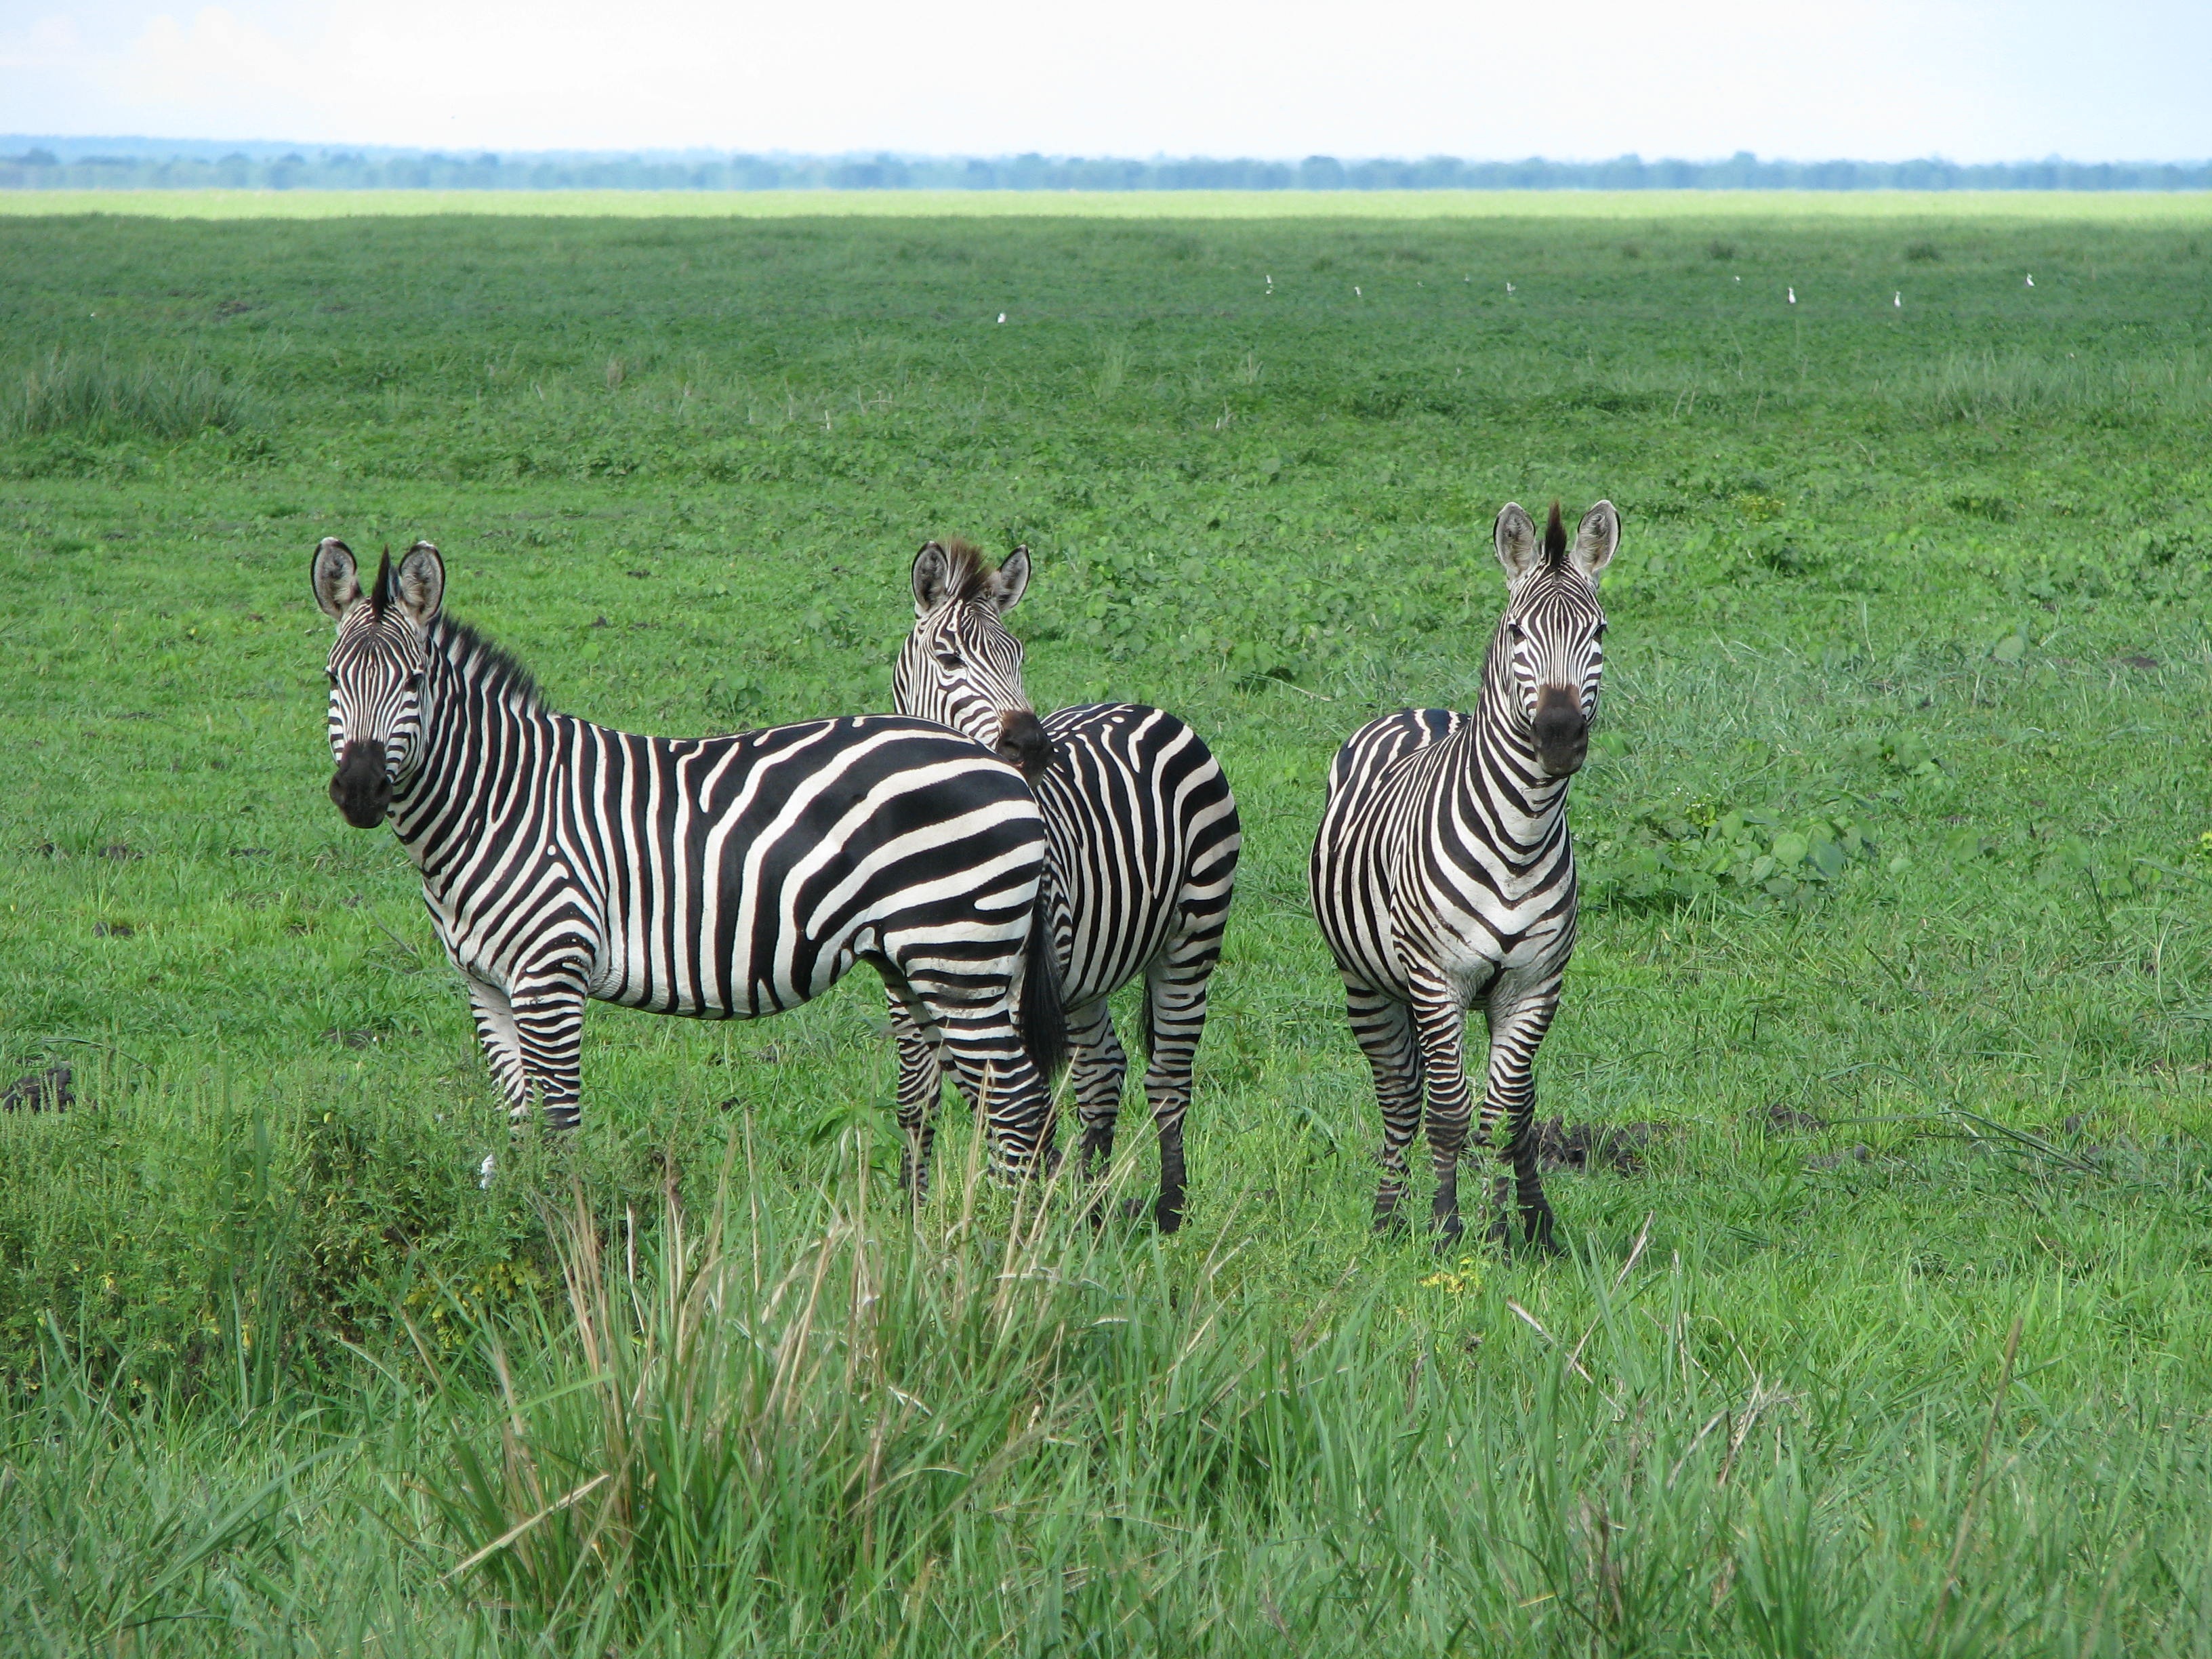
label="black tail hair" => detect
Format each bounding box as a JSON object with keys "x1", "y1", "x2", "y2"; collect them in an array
[
  {"x1": 1019, "y1": 889, "x2": 1068, "y2": 1085},
  {"x1": 1543, "y1": 503, "x2": 1568, "y2": 569}
]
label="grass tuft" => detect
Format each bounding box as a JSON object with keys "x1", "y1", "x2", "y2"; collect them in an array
[{"x1": 7, "y1": 348, "x2": 253, "y2": 441}]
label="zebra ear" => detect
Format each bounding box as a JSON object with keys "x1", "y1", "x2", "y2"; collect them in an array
[
  {"x1": 312, "y1": 537, "x2": 362, "y2": 619},
  {"x1": 392, "y1": 541, "x2": 445, "y2": 625},
  {"x1": 990, "y1": 546, "x2": 1031, "y2": 613},
  {"x1": 912, "y1": 541, "x2": 953, "y2": 615},
  {"x1": 1494, "y1": 504, "x2": 1541, "y2": 583},
  {"x1": 1572, "y1": 501, "x2": 1620, "y2": 582}
]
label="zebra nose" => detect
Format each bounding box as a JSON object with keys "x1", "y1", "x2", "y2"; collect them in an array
[
  {"x1": 1531, "y1": 692, "x2": 1588, "y2": 776},
  {"x1": 996, "y1": 710, "x2": 1054, "y2": 782},
  {"x1": 331, "y1": 739, "x2": 392, "y2": 827}
]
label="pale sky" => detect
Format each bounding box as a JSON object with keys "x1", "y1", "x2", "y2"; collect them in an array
[{"x1": 1, "y1": 0, "x2": 2207, "y2": 162}]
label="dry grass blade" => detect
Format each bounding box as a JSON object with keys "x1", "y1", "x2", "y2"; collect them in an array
[{"x1": 441, "y1": 1473, "x2": 612, "y2": 1583}]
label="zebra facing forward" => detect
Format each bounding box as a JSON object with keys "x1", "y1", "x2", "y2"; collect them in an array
[
  {"x1": 892, "y1": 541, "x2": 1241, "y2": 1229},
  {"x1": 312, "y1": 538, "x2": 1064, "y2": 1168},
  {"x1": 1310, "y1": 501, "x2": 1618, "y2": 1248}
]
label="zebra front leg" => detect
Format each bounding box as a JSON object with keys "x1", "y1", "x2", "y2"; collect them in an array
[
  {"x1": 509, "y1": 970, "x2": 590, "y2": 1132},
  {"x1": 1345, "y1": 983, "x2": 1422, "y2": 1234},
  {"x1": 1141, "y1": 958, "x2": 1216, "y2": 1234},
  {"x1": 463, "y1": 975, "x2": 533, "y2": 1120},
  {"x1": 1477, "y1": 984, "x2": 1563, "y2": 1254},
  {"x1": 885, "y1": 980, "x2": 945, "y2": 1205},
  {"x1": 1408, "y1": 978, "x2": 1477, "y2": 1248}
]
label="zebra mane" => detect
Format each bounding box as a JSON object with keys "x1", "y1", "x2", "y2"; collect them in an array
[
  {"x1": 369, "y1": 547, "x2": 395, "y2": 615},
  {"x1": 430, "y1": 615, "x2": 544, "y2": 712},
  {"x1": 1542, "y1": 503, "x2": 1568, "y2": 573},
  {"x1": 934, "y1": 539, "x2": 998, "y2": 604}
]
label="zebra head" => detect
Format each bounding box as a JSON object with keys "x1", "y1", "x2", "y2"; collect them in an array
[
  {"x1": 1491, "y1": 501, "x2": 1618, "y2": 778},
  {"x1": 897, "y1": 540, "x2": 1054, "y2": 781},
  {"x1": 310, "y1": 537, "x2": 445, "y2": 827}
]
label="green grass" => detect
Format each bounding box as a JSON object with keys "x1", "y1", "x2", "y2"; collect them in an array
[{"x1": 2, "y1": 205, "x2": 2212, "y2": 1652}]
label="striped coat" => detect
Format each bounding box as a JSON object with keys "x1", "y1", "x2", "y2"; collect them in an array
[
  {"x1": 1310, "y1": 501, "x2": 1617, "y2": 1247},
  {"x1": 890, "y1": 540, "x2": 1240, "y2": 1227},
  {"x1": 313, "y1": 538, "x2": 1062, "y2": 1169}
]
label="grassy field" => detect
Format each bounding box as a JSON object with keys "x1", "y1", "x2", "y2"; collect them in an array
[{"x1": 2, "y1": 201, "x2": 2211, "y2": 1653}]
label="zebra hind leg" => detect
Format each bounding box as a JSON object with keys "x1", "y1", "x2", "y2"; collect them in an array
[
  {"x1": 1065, "y1": 1000, "x2": 1126, "y2": 1217},
  {"x1": 905, "y1": 978, "x2": 1057, "y2": 1183},
  {"x1": 884, "y1": 979, "x2": 945, "y2": 1206},
  {"x1": 1345, "y1": 985, "x2": 1422, "y2": 1235},
  {"x1": 1141, "y1": 953, "x2": 1217, "y2": 1234}
]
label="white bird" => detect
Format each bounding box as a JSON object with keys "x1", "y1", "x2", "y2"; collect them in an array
[
  {"x1": 1787, "y1": 286, "x2": 1796, "y2": 304},
  {"x1": 478, "y1": 1153, "x2": 497, "y2": 1189},
  {"x1": 1504, "y1": 281, "x2": 1514, "y2": 295},
  {"x1": 2026, "y1": 274, "x2": 2035, "y2": 287},
  {"x1": 1894, "y1": 291, "x2": 1902, "y2": 308},
  {"x1": 997, "y1": 312, "x2": 1006, "y2": 324},
  {"x1": 1354, "y1": 286, "x2": 1361, "y2": 297}
]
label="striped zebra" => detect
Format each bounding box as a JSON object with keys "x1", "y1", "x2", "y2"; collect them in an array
[
  {"x1": 1309, "y1": 501, "x2": 1618, "y2": 1248},
  {"x1": 312, "y1": 537, "x2": 1064, "y2": 1169},
  {"x1": 891, "y1": 541, "x2": 1241, "y2": 1229}
]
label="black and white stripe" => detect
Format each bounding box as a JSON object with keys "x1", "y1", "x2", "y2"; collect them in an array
[
  {"x1": 1309, "y1": 501, "x2": 1618, "y2": 1248},
  {"x1": 891, "y1": 541, "x2": 1241, "y2": 1228},
  {"x1": 312, "y1": 538, "x2": 1063, "y2": 1170}
]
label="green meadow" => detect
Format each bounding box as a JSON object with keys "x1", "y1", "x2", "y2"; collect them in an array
[{"x1": 2, "y1": 196, "x2": 2212, "y2": 1653}]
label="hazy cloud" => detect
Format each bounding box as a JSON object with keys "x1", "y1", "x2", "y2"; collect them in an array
[{"x1": 0, "y1": 0, "x2": 2204, "y2": 160}]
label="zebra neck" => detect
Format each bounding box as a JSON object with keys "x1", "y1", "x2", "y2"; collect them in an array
[
  {"x1": 388, "y1": 637, "x2": 548, "y2": 874},
  {"x1": 1466, "y1": 687, "x2": 1574, "y2": 862}
]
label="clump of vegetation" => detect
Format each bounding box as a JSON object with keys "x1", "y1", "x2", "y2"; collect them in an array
[{"x1": 5, "y1": 348, "x2": 253, "y2": 441}]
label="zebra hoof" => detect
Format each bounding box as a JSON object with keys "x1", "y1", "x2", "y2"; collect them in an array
[
  {"x1": 1372, "y1": 1206, "x2": 1410, "y2": 1239},
  {"x1": 1154, "y1": 1194, "x2": 1185, "y2": 1235}
]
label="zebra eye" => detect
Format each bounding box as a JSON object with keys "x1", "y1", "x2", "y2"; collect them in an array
[
  {"x1": 407, "y1": 672, "x2": 424, "y2": 691},
  {"x1": 325, "y1": 670, "x2": 338, "y2": 685}
]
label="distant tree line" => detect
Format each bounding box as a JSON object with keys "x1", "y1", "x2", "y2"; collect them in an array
[{"x1": 1, "y1": 144, "x2": 2206, "y2": 192}]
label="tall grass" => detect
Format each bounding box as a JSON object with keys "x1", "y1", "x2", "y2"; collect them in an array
[
  {"x1": 6, "y1": 348, "x2": 253, "y2": 441},
  {"x1": 396, "y1": 1132, "x2": 2212, "y2": 1654},
  {"x1": 1903, "y1": 347, "x2": 2212, "y2": 424}
]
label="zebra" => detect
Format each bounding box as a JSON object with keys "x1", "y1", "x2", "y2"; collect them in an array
[
  {"x1": 1309, "y1": 501, "x2": 1618, "y2": 1249},
  {"x1": 890, "y1": 539, "x2": 1241, "y2": 1229},
  {"x1": 311, "y1": 537, "x2": 1065, "y2": 1169}
]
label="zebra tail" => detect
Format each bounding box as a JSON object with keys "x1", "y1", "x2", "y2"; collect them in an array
[{"x1": 1020, "y1": 890, "x2": 1069, "y2": 1084}]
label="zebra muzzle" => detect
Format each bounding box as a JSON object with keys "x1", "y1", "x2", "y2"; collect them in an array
[
  {"x1": 331, "y1": 739, "x2": 393, "y2": 827},
  {"x1": 1531, "y1": 692, "x2": 1589, "y2": 777},
  {"x1": 996, "y1": 710, "x2": 1055, "y2": 782}
]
